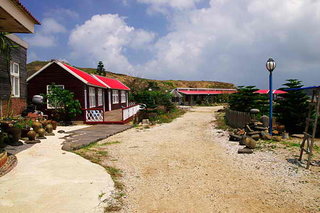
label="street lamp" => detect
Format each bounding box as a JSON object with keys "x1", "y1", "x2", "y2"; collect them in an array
[{"x1": 266, "y1": 58, "x2": 276, "y2": 135}]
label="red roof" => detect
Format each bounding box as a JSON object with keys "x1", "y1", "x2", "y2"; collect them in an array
[
  {"x1": 178, "y1": 90, "x2": 236, "y2": 95},
  {"x1": 94, "y1": 75, "x2": 130, "y2": 90},
  {"x1": 254, "y1": 90, "x2": 287, "y2": 94},
  {"x1": 61, "y1": 64, "x2": 107, "y2": 88}
]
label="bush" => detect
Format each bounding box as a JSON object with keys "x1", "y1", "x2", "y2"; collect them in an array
[
  {"x1": 43, "y1": 84, "x2": 82, "y2": 122},
  {"x1": 133, "y1": 91, "x2": 174, "y2": 112},
  {"x1": 228, "y1": 86, "x2": 259, "y2": 112}
]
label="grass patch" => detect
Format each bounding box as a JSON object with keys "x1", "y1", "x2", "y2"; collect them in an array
[
  {"x1": 150, "y1": 108, "x2": 186, "y2": 124},
  {"x1": 214, "y1": 112, "x2": 230, "y2": 131},
  {"x1": 101, "y1": 141, "x2": 121, "y2": 146}
]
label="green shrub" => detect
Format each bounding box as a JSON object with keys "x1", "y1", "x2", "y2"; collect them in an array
[{"x1": 43, "y1": 84, "x2": 82, "y2": 122}]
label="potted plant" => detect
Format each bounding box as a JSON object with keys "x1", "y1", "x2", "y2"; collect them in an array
[{"x1": 6, "y1": 121, "x2": 23, "y2": 146}]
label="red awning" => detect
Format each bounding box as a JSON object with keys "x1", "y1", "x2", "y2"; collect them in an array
[
  {"x1": 254, "y1": 90, "x2": 287, "y2": 94},
  {"x1": 94, "y1": 75, "x2": 130, "y2": 90},
  {"x1": 178, "y1": 90, "x2": 236, "y2": 95}
]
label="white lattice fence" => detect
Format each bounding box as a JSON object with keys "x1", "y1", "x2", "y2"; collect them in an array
[
  {"x1": 123, "y1": 105, "x2": 140, "y2": 121},
  {"x1": 85, "y1": 109, "x2": 104, "y2": 122}
]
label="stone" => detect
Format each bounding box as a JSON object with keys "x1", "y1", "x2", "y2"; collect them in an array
[
  {"x1": 272, "y1": 136, "x2": 282, "y2": 142},
  {"x1": 245, "y1": 125, "x2": 254, "y2": 132},
  {"x1": 247, "y1": 131, "x2": 261, "y2": 135},
  {"x1": 245, "y1": 137, "x2": 257, "y2": 149},
  {"x1": 239, "y1": 136, "x2": 247, "y2": 145},
  {"x1": 291, "y1": 134, "x2": 304, "y2": 139},
  {"x1": 238, "y1": 148, "x2": 254, "y2": 154},
  {"x1": 25, "y1": 140, "x2": 41, "y2": 144},
  {"x1": 254, "y1": 126, "x2": 268, "y2": 131},
  {"x1": 261, "y1": 115, "x2": 269, "y2": 127},
  {"x1": 282, "y1": 132, "x2": 289, "y2": 139},
  {"x1": 142, "y1": 119, "x2": 150, "y2": 125},
  {"x1": 251, "y1": 134, "x2": 260, "y2": 141},
  {"x1": 261, "y1": 131, "x2": 272, "y2": 140},
  {"x1": 250, "y1": 109, "x2": 260, "y2": 114},
  {"x1": 229, "y1": 134, "x2": 241, "y2": 141},
  {"x1": 58, "y1": 130, "x2": 66, "y2": 133},
  {"x1": 272, "y1": 130, "x2": 279, "y2": 135}
]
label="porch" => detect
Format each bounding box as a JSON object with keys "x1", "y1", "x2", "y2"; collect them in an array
[{"x1": 84, "y1": 104, "x2": 140, "y2": 124}]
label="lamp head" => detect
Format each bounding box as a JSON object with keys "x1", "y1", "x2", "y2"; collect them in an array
[{"x1": 266, "y1": 58, "x2": 276, "y2": 72}]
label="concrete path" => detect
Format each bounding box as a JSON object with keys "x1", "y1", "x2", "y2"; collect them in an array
[
  {"x1": 62, "y1": 124, "x2": 132, "y2": 151},
  {"x1": 0, "y1": 125, "x2": 114, "y2": 213}
]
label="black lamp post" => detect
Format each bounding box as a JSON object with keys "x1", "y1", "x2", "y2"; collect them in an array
[{"x1": 266, "y1": 58, "x2": 276, "y2": 135}]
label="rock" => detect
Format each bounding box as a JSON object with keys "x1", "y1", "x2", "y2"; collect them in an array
[
  {"x1": 272, "y1": 136, "x2": 282, "y2": 142},
  {"x1": 272, "y1": 130, "x2": 279, "y2": 135},
  {"x1": 261, "y1": 131, "x2": 272, "y2": 140},
  {"x1": 245, "y1": 125, "x2": 254, "y2": 132},
  {"x1": 142, "y1": 119, "x2": 150, "y2": 125},
  {"x1": 250, "y1": 109, "x2": 260, "y2": 114},
  {"x1": 229, "y1": 134, "x2": 241, "y2": 141},
  {"x1": 58, "y1": 130, "x2": 66, "y2": 133},
  {"x1": 254, "y1": 126, "x2": 268, "y2": 131},
  {"x1": 291, "y1": 134, "x2": 304, "y2": 139},
  {"x1": 251, "y1": 134, "x2": 260, "y2": 141},
  {"x1": 247, "y1": 131, "x2": 261, "y2": 135},
  {"x1": 240, "y1": 136, "x2": 247, "y2": 145},
  {"x1": 238, "y1": 148, "x2": 254, "y2": 154},
  {"x1": 236, "y1": 129, "x2": 246, "y2": 135},
  {"x1": 261, "y1": 115, "x2": 269, "y2": 127},
  {"x1": 245, "y1": 137, "x2": 257, "y2": 149},
  {"x1": 282, "y1": 132, "x2": 289, "y2": 139}
]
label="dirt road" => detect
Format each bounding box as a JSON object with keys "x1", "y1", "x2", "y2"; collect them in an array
[{"x1": 101, "y1": 106, "x2": 320, "y2": 212}]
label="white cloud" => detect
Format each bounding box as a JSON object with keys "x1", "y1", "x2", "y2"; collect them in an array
[
  {"x1": 69, "y1": 14, "x2": 155, "y2": 74},
  {"x1": 136, "y1": 0, "x2": 320, "y2": 87},
  {"x1": 69, "y1": 0, "x2": 320, "y2": 88},
  {"x1": 25, "y1": 34, "x2": 56, "y2": 47},
  {"x1": 25, "y1": 18, "x2": 66, "y2": 47}
]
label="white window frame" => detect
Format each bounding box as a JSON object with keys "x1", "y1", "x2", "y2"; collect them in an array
[
  {"x1": 10, "y1": 62, "x2": 20, "y2": 97},
  {"x1": 112, "y1": 90, "x2": 119, "y2": 104},
  {"x1": 46, "y1": 85, "x2": 64, "y2": 109},
  {"x1": 121, "y1": 91, "x2": 126, "y2": 103},
  {"x1": 89, "y1": 87, "x2": 96, "y2": 108},
  {"x1": 97, "y1": 88, "x2": 103, "y2": 106}
]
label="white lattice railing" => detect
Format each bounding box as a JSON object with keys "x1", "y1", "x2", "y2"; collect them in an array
[
  {"x1": 85, "y1": 108, "x2": 104, "y2": 123},
  {"x1": 122, "y1": 104, "x2": 140, "y2": 121}
]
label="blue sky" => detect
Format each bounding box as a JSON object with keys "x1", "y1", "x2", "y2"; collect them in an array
[{"x1": 19, "y1": 0, "x2": 320, "y2": 89}]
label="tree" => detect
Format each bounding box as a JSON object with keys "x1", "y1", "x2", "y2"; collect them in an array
[
  {"x1": 275, "y1": 79, "x2": 309, "y2": 133},
  {"x1": 228, "y1": 86, "x2": 259, "y2": 112},
  {"x1": 96, "y1": 61, "x2": 106, "y2": 76},
  {"x1": 44, "y1": 84, "x2": 82, "y2": 123}
]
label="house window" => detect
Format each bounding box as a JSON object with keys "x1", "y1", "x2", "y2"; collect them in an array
[
  {"x1": 89, "y1": 87, "x2": 96, "y2": 108},
  {"x1": 112, "y1": 90, "x2": 119, "y2": 104},
  {"x1": 47, "y1": 85, "x2": 64, "y2": 109},
  {"x1": 97, "y1": 88, "x2": 103, "y2": 106},
  {"x1": 10, "y1": 62, "x2": 20, "y2": 97},
  {"x1": 121, "y1": 91, "x2": 126, "y2": 103}
]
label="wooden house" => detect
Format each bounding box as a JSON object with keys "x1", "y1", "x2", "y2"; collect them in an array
[
  {"x1": 27, "y1": 60, "x2": 139, "y2": 124},
  {"x1": 0, "y1": 0, "x2": 40, "y2": 116}
]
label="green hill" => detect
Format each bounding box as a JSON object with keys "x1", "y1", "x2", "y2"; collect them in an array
[{"x1": 27, "y1": 60, "x2": 235, "y2": 91}]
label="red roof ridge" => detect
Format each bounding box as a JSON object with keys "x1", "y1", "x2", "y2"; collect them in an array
[{"x1": 93, "y1": 74, "x2": 130, "y2": 90}]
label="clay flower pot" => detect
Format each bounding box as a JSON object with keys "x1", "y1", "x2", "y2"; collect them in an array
[
  {"x1": 51, "y1": 121, "x2": 57, "y2": 130},
  {"x1": 27, "y1": 130, "x2": 37, "y2": 141},
  {"x1": 32, "y1": 121, "x2": 42, "y2": 133},
  {"x1": 6, "y1": 127, "x2": 22, "y2": 146},
  {"x1": 37, "y1": 128, "x2": 46, "y2": 139}
]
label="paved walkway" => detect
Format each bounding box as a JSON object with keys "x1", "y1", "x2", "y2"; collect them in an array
[
  {"x1": 62, "y1": 124, "x2": 132, "y2": 151},
  {"x1": 0, "y1": 125, "x2": 114, "y2": 213}
]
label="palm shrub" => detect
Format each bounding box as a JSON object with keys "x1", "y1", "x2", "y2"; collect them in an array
[{"x1": 275, "y1": 79, "x2": 309, "y2": 133}]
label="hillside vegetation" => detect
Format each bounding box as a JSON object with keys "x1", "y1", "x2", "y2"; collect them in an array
[{"x1": 27, "y1": 61, "x2": 235, "y2": 91}]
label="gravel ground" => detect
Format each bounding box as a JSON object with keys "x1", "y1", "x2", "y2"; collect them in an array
[{"x1": 99, "y1": 106, "x2": 320, "y2": 212}]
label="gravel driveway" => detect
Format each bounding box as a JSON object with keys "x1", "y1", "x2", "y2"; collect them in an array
[{"x1": 101, "y1": 106, "x2": 320, "y2": 212}]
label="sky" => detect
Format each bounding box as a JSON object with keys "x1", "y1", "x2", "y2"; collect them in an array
[{"x1": 19, "y1": 0, "x2": 320, "y2": 89}]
